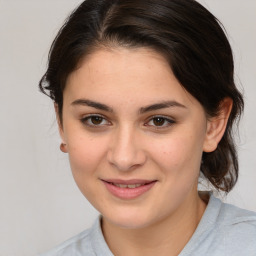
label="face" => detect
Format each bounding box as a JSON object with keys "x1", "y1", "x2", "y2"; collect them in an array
[{"x1": 59, "y1": 47, "x2": 212, "y2": 229}]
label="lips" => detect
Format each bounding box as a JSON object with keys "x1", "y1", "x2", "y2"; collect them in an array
[{"x1": 101, "y1": 179, "x2": 157, "y2": 200}]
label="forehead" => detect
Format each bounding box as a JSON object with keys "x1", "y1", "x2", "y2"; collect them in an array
[
  {"x1": 64, "y1": 47, "x2": 198, "y2": 109},
  {"x1": 69, "y1": 47, "x2": 171, "y2": 85}
]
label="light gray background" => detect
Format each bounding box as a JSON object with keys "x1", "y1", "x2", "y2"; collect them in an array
[{"x1": 0, "y1": 0, "x2": 255, "y2": 255}]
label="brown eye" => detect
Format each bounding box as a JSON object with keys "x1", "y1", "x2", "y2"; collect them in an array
[
  {"x1": 146, "y1": 116, "x2": 175, "y2": 129},
  {"x1": 152, "y1": 117, "x2": 165, "y2": 126},
  {"x1": 91, "y1": 116, "x2": 103, "y2": 125},
  {"x1": 81, "y1": 115, "x2": 110, "y2": 127}
]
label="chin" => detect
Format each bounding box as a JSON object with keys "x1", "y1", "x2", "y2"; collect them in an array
[{"x1": 103, "y1": 209, "x2": 159, "y2": 230}]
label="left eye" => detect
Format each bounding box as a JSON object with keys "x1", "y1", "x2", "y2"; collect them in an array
[
  {"x1": 146, "y1": 116, "x2": 175, "y2": 127},
  {"x1": 81, "y1": 115, "x2": 110, "y2": 126}
]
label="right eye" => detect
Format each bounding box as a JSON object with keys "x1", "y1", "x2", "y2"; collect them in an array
[{"x1": 80, "y1": 115, "x2": 111, "y2": 127}]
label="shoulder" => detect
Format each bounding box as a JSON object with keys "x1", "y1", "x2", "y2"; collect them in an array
[
  {"x1": 217, "y1": 199, "x2": 256, "y2": 228},
  {"x1": 185, "y1": 194, "x2": 256, "y2": 255},
  {"x1": 39, "y1": 216, "x2": 113, "y2": 256},
  {"x1": 215, "y1": 198, "x2": 256, "y2": 252},
  {"x1": 39, "y1": 228, "x2": 93, "y2": 256}
]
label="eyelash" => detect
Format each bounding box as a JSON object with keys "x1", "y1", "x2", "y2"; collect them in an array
[
  {"x1": 80, "y1": 114, "x2": 111, "y2": 128},
  {"x1": 80, "y1": 114, "x2": 175, "y2": 129},
  {"x1": 145, "y1": 115, "x2": 175, "y2": 129}
]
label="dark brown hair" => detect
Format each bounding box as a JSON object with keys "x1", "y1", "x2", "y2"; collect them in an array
[{"x1": 39, "y1": 0, "x2": 244, "y2": 192}]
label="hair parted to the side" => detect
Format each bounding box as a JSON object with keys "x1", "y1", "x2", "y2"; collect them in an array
[{"x1": 39, "y1": 0, "x2": 244, "y2": 192}]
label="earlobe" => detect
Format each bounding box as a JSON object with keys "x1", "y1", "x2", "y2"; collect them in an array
[
  {"x1": 203, "y1": 98, "x2": 233, "y2": 152},
  {"x1": 54, "y1": 103, "x2": 68, "y2": 153},
  {"x1": 60, "y1": 142, "x2": 68, "y2": 153}
]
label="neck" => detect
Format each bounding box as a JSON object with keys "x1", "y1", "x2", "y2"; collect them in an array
[{"x1": 102, "y1": 191, "x2": 207, "y2": 256}]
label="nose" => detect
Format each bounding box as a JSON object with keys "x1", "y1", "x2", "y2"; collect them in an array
[{"x1": 107, "y1": 126, "x2": 146, "y2": 171}]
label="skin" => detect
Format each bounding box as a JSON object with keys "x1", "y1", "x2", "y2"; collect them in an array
[{"x1": 57, "y1": 47, "x2": 232, "y2": 255}]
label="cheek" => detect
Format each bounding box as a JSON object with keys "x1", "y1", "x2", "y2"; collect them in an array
[
  {"x1": 149, "y1": 137, "x2": 192, "y2": 165},
  {"x1": 66, "y1": 134, "x2": 109, "y2": 201},
  {"x1": 148, "y1": 130, "x2": 204, "y2": 174},
  {"x1": 67, "y1": 134, "x2": 107, "y2": 177}
]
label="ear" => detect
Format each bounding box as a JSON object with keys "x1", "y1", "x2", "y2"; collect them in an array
[
  {"x1": 203, "y1": 98, "x2": 233, "y2": 152},
  {"x1": 54, "y1": 103, "x2": 68, "y2": 153}
]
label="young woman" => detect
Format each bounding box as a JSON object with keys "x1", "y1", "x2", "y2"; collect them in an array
[{"x1": 39, "y1": 0, "x2": 256, "y2": 255}]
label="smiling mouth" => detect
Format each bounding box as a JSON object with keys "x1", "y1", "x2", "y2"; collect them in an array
[
  {"x1": 108, "y1": 182, "x2": 152, "y2": 188},
  {"x1": 101, "y1": 179, "x2": 157, "y2": 199}
]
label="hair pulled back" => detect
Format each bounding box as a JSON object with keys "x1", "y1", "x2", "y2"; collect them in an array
[{"x1": 39, "y1": 0, "x2": 244, "y2": 192}]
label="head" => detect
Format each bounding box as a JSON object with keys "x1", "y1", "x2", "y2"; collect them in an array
[{"x1": 39, "y1": 0, "x2": 243, "y2": 227}]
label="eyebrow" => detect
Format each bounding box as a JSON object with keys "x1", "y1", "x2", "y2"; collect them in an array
[
  {"x1": 71, "y1": 99, "x2": 113, "y2": 112},
  {"x1": 139, "y1": 101, "x2": 186, "y2": 114},
  {"x1": 71, "y1": 99, "x2": 186, "y2": 113}
]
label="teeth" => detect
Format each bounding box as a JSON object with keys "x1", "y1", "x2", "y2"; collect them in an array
[
  {"x1": 118, "y1": 184, "x2": 128, "y2": 188},
  {"x1": 113, "y1": 183, "x2": 145, "y2": 188}
]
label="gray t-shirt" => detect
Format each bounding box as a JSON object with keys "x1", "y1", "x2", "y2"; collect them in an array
[{"x1": 40, "y1": 194, "x2": 256, "y2": 255}]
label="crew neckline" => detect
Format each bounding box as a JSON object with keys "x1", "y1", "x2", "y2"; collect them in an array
[{"x1": 90, "y1": 192, "x2": 222, "y2": 256}]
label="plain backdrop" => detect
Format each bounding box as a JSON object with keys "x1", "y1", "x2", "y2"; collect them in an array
[{"x1": 0, "y1": 0, "x2": 255, "y2": 255}]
